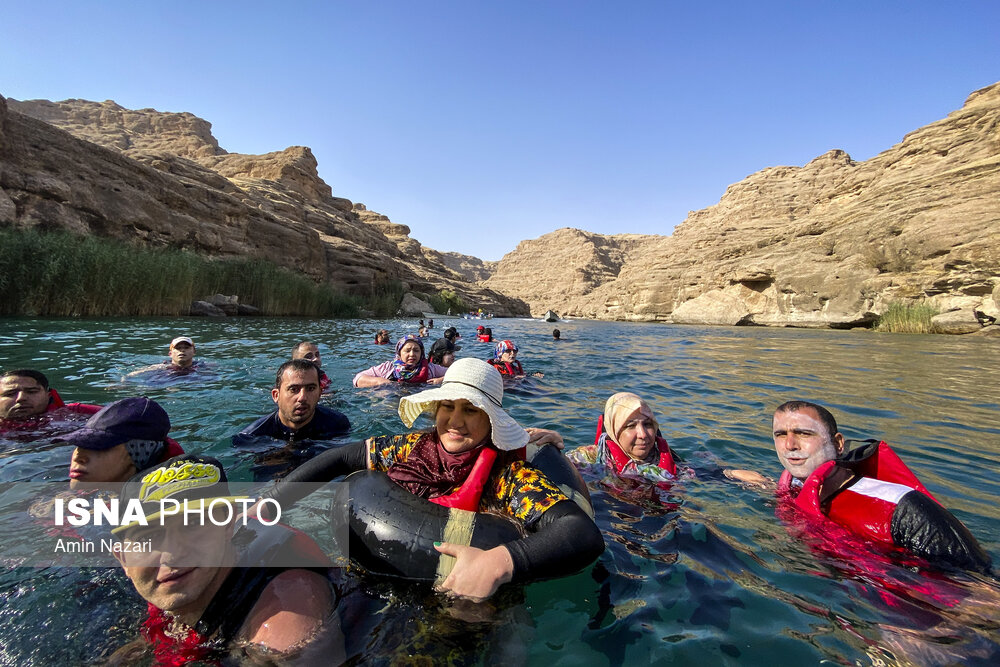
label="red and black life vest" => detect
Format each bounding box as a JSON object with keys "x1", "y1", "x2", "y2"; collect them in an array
[
  {"x1": 392, "y1": 360, "x2": 431, "y2": 383},
  {"x1": 778, "y1": 440, "x2": 936, "y2": 547},
  {"x1": 594, "y1": 414, "x2": 677, "y2": 477},
  {"x1": 778, "y1": 441, "x2": 991, "y2": 573}
]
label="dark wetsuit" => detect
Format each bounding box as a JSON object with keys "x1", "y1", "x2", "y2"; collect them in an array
[
  {"x1": 233, "y1": 405, "x2": 350, "y2": 445},
  {"x1": 265, "y1": 437, "x2": 604, "y2": 584}
]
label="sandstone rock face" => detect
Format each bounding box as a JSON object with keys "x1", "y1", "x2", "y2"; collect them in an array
[
  {"x1": 2, "y1": 97, "x2": 527, "y2": 316},
  {"x1": 486, "y1": 82, "x2": 1000, "y2": 327},
  {"x1": 484, "y1": 228, "x2": 660, "y2": 318},
  {"x1": 931, "y1": 309, "x2": 983, "y2": 334},
  {"x1": 399, "y1": 293, "x2": 434, "y2": 317}
]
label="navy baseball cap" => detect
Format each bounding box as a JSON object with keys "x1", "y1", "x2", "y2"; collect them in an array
[{"x1": 58, "y1": 397, "x2": 170, "y2": 450}]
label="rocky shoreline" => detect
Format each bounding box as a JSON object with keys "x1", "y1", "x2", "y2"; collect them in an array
[{"x1": 3, "y1": 82, "x2": 999, "y2": 332}]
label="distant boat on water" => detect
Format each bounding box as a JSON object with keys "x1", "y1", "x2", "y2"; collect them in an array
[{"x1": 544, "y1": 310, "x2": 559, "y2": 322}]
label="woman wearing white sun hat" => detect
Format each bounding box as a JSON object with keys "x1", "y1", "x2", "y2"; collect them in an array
[{"x1": 262, "y1": 358, "x2": 604, "y2": 600}]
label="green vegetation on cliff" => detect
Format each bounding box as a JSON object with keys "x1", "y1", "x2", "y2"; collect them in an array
[
  {"x1": 0, "y1": 228, "x2": 379, "y2": 317},
  {"x1": 874, "y1": 301, "x2": 940, "y2": 334}
]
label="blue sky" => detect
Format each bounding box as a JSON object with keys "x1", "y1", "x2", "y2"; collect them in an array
[{"x1": 3, "y1": 1, "x2": 998, "y2": 261}]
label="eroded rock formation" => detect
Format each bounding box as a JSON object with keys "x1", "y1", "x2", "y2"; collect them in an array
[
  {"x1": 1, "y1": 96, "x2": 527, "y2": 316},
  {"x1": 486, "y1": 82, "x2": 1000, "y2": 328}
]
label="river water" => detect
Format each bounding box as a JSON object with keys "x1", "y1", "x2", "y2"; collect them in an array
[{"x1": 1, "y1": 316, "x2": 998, "y2": 665}]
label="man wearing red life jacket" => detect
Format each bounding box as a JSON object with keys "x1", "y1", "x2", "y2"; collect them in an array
[
  {"x1": 730, "y1": 401, "x2": 991, "y2": 573},
  {"x1": 1, "y1": 369, "x2": 101, "y2": 434}
]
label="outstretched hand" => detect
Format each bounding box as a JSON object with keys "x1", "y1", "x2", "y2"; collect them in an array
[
  {"x1": 433, "y1": 542, "x2": 514, "y2": 602},
  {"x1": 723, "y1": 468, "x2": 772, "y2": 489}
]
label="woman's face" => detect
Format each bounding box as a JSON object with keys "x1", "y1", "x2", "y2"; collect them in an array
[
  {"x1": 436, "y1": 399, "x2": 491, "y2": 454},
  {"x1": 398, "y1": 341, "x2": 422, "y2": 366},
  {"x1": 500, "y1": 349, "x2": 517, "y2": 363},
  {"x1": 616, "y1": 408, "x2": 658, "y2": 461}
]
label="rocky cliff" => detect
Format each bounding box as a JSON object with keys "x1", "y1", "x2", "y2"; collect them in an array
[
  {"x1": 486, "y1": 82, "x2": 1000, "y2": 328},
  {"x1": 1, "y1": 97, "x2": 527, "y2": 316}
]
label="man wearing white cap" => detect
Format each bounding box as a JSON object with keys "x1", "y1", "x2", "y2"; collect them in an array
[
  {"x1": 166, "y1": 336, "x2": 196, "y2": 369},
  {"x1": 125, "y1": 336, "x2": 200, "y2": 378}
]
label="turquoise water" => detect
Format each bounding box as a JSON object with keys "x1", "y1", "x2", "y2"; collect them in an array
[{"x1": 1, "y1": 317, "x2": 999, "y2": 665}]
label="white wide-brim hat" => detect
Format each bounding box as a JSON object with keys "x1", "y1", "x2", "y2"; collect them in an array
[{"x1": 398, "y1": 358, "x2": 529, "y2": 451}]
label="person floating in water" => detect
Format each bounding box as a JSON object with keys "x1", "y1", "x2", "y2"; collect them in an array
[
  {"x1": 568, "y1": 392, "x2": 678, "y2": 483},
  {"x1": 552, "y1": 328, "x2": 561, "y2": 340},
  {"x1": 291, "y1": 341, "x2": 331, "y2": 393},
  {"x1": 353, "y1": 335, "x2": 447, "y2": 388},
  {"x1": 374, "y1": 329, "x2": 391, "y2": 345},
  {"x1": 125, "y1": 336, "x2": 202, "y2": 378},
  {"x1": 261, "y1": 358, "x2": 603, "y2": 601},
  {"x1": 108, "y1": 454, "x2": 339, "y2": 664},
  {"x1": 234, "y1": 360, "x2": 350, "y2": 445},
  {"x1": 1, "y1": 369, "x2": 101, "y2": 434},
  {"x1": 487, "y1": 340, "x2": 543, "y2": 378},
  {"x1": 725, "y1": 400, "x2": 992, "y2": 574}
]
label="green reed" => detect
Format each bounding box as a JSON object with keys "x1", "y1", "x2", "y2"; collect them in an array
[
  {"x1": 0, "y1": 228, "x2": 362, "y2": 317},
  {"x1": 874, "y1": 301, "x2": 940, "y2": 334}
]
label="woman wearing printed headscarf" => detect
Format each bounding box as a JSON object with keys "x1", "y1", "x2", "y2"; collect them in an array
[
  {"x1": 568, "y1": 392, "x2": 679, "y2": 482},
  {"x1": 353, "y1": 335, "x2": 448, "y2": 387},
  {"x1": 264, "y1": 358, "x2": 603, "y2": 601},
  {"x1": 487, "y1": 340, "x2": 543, "y2": 378}
]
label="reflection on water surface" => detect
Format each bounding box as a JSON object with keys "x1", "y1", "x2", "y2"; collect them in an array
[{"x1": 1, "y1": 317, "x2": 998, "y2": 664}]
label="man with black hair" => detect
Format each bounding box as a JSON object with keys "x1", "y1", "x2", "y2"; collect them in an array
[
  {"x1": 727, "y1": 400, "x2": 991, "y2": 573},
  {"x1": 109, "y1": 454, "x2": 340, "y2": 663},
  {"x1": 1, "y1": 369, "x2": 100, "y2": 432},
  {"x1": 233, "y1": 359, "x2": 350, "y2": 445}
]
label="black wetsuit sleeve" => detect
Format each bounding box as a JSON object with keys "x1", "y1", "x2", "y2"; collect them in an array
[
  {"x1": 259, "y1": 441, "x2": 368, "y2": 509},
  {"x1": 504, "y1": 499, "x2": 605, "y2": 584},
  {"x1": 891, "y1": 491, "x2": 992, "y2": 574}
]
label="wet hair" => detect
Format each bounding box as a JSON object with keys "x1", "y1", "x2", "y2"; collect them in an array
[
  {"x1": 774, "y1": 400, "x2": 839, "y2": 439},
  {"x1": 274, "y1": 359, "x2": 321, "y2": 389},
  {"x1": 1, "y1": 369, "x2": 49, "y2": 390},
  {"x1": 292, "y1": 341, "x2": 317, "y2": 356},
  {"x1": 552, "y1": 328, "x2": 561, "y2": 339}
]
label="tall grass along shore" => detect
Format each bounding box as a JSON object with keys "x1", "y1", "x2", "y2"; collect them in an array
[
  {"x1": 874, "y1": 301, "x2": 940, "y2": 334},
  {"x1": 0, "y1": 228, "x2": 373, "y2": 317}
]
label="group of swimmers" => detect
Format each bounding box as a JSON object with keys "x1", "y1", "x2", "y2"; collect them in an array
[{"x1": 0, "y1": 326, "x2": 994, "y2": 663}]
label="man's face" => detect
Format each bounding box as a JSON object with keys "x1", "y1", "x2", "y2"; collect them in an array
[
  {"x1": 0, "y1": 375, "x2": 49, "y2": 420},
  {"x1": 118, "y1": 519, "x2": 231, "y2": 624},
  {"x1": 169, "y1": 342, "x2": 195, "y2": 368},
  {"x1": 69, "y1": 444, "x2": 137, "y2": 489},
  {"x1": 271, "y1": 367, "x2": 321, "y2": 430},
  {"x1": 772, "y1": 407, "x2": 845, "y2": 480},
  {"x1": 293, "y1": 344, "x2": 322, "y2": 368}
]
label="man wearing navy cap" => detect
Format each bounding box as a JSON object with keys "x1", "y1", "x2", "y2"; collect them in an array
[{"x1": 59, "y1": 397, "x2": 183, "y2": 489}]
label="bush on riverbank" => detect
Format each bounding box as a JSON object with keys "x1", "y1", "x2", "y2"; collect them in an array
[
  {"x1": 874, "y1": 301, "x2": 939, "y2": 333},
  {"x1": 428, "y1": 288, "x2": 468, "y2": 316},
  {"x1": 0, "y1": 228, "x2": 362, "y2": 317}
]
